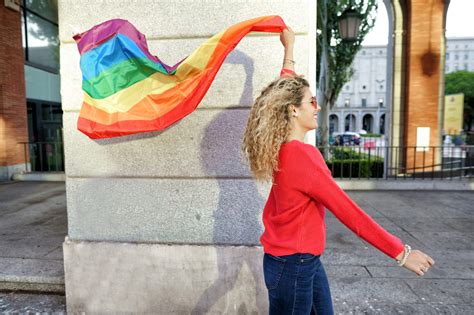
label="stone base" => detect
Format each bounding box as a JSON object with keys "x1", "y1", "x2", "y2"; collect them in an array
[
  {"x1": 0, "y1": 163, "x2": 28, "y2": 181},
  {"x1": 63, "y1": 237, "x2": 268, "y2": 314}
]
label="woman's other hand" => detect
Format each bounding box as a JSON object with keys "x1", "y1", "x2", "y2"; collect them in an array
[
  {"x1": 400, "y1": 249, "x2": 435, "y2": 276},
  {"x1": 280, "y1": 26, "x2": 295, "y2": 48}
]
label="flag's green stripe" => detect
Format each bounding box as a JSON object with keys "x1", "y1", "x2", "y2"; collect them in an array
[{"x1": 82, "y1": 57, "x2": 176, "y2": 99}]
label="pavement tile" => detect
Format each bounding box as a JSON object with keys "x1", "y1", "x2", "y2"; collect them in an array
[
  {"x1": 408, "y1": 230, "x2": 474, "y2": 251},
  {"x1": 404, "y1": 278, "x2": 474, "y2": 305},
  {"x1": 324, "y1": 265, "x2": 371, "y2": 278},
  {"x1": 334, "y1": 302, "x2": 474, "y2": 314},
  {"x1": 366, "y1": 265, "x2": 474, "y2": 280},
  {"x1": 0, "y1": 292, "x2": 66, "y2": 314},
  {"x1": 0, "y1": 257, "x2": 64, "y2": 280},
  {"x1": 330, "y1": 278, "x2": 421, "y2": 304},
  {"x1": 388, "y1": 217, "x2": 466, "y2": 232}
]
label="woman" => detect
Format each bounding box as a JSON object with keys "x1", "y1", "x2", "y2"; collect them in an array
[{"x1": 241, "y1": 27, "x2": 435, "y2": 315}]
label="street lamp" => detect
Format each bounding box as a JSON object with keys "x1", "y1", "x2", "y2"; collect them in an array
[{"x1": 338, "y1": 3, "x2": 363, "y2": 42}]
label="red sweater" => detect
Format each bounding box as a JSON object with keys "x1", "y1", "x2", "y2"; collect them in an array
[{"x1": 260, "y1": 139, "x2": 405, "y2": 260}]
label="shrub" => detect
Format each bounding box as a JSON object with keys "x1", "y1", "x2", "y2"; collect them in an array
[{"x1": 322, "y1": 147, "x2": 384, "y2": 178}]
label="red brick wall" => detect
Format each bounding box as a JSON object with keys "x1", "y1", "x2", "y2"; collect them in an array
[
  {"x1": 0, "y1": 5, "x2": 28, "y2": 168},
  {"x1": 403, "y1": 0, "x2": 446, "y2": 173}
]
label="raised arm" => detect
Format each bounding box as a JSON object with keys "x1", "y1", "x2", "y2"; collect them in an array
[{"x1": 279, "y1": 26, "x2": 296, "y2": 77}]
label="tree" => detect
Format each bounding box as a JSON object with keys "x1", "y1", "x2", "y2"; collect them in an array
[
  {"x1": 316, "y1": 0, "x2": 378, "y2": 151},
  {"x1": 445, "y1": 70, "x2": 474, "y2": 133}
]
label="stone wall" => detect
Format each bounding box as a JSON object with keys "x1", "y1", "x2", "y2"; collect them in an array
[{"x1": 59, "y1": 0, "x2": 316, "y2": 312}]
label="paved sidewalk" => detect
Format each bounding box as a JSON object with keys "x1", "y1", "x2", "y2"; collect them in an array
[
  {"x1": 0, "y1": 181, "x2": 66, "y2": 313},
  {"x1": 0, "y1": 181, "x2": 473, "y2": 313},
  {"x1": 323, "y1": 190, "x2": 474, "y2": 314}
]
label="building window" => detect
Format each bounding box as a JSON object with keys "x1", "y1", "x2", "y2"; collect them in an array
[
  {"x1": 362, "y1": 85, "x2": 366, "y2": 90},
  {"x1": 361, "y1": 98, "x2": 367, "y2": 107},
  {"x1": 379, "y1": 84, "x2": 384, "y2": 90},
  {"x1": 465, "y1": 54, "x2": 469, "y2": 60},
  {"x1": 446, "y1": 53, "x2": 450, "y2": 60},
  {"x1": 20, "y1": 0, "x2": 59, "y2": 72},
  {"x1": 455, "y1": 54, "x2": 459, "y2": 60},
  {"x1": 464, "y1": 64, "x2": 469, "y2": 70},
  {"x1": 455, "y1": 65, "x2": 459, "y2": 71},
  {"x1": 345, "y1": 85, "x2": 350, "y2": 91},
  {"x1": 362, "y1": 50, "x2": 366, "y2": 55},
  {"x1": 379, "y1": 50, "x2": 383, "y2": 55},
  {"x1": 446, "y1": 65, "x2": 450, "y2": 72}
]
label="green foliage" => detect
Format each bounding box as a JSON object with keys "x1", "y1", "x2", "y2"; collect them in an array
[
  {"x1": 445, "y1": 70, "x2": 474, "y2": 104},
  {"x1": 322, "y1": 147, "x2": 384, "y2": 178},
  {"x1": 317, "y1": 0, "x2": 378, "y2": 107},
  {"x1": 329, "y1": 147, "x2": 383, "y2": 161},
  {"x1": 325, "y1": 159, "x2": 384, "y2": 178},
  {"x1": 360, "y1": 133, "x2": 382, "y2": 137},
  {"x1": 445, "y1": 70, "x2": 474, "y2": 132}
]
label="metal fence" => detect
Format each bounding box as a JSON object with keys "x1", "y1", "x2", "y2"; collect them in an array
[
  {"x1": 19, "y1": 141, "x2": 65, "y2": 172},
  {"x1": 17, "y1": 140, "x2": 473, "y2": 180},
  {"x1": 317, "y1": 144, "x2": 474, "y2": 180}
]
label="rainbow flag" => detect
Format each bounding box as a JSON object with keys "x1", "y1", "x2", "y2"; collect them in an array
[{"x1": 73, "y1": 16, "x2": 288, "y2": 139}]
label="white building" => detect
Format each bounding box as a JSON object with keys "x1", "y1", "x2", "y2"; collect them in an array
[
  {"x1": 329, "y1": 37, "x2": 474, "y2": 135},
  {"x1": 445, "y1": 37, "x2": 474, "y2": 73}
]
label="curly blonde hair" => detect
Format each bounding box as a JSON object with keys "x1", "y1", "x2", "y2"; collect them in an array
[{"x1": 241, "y1": 75, "x2": 310, "y2": 183}]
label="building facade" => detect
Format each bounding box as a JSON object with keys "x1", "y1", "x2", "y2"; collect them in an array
[
  {"x1": 0, "y1": 0, "x2": 62, "y2": 181},
  {"x1": 445, "y1": 37, "x2": 474, "y2": 73},
  {"x1": 329, "y1": 37, "x2": 474, "y2": 136}
]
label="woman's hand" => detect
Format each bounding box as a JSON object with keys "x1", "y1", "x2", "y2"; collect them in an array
[
  {"x1": 280, "y1": 26, "x2": 295, "y2": 48},
  {"x1": 400, "y1": 249, "x2": 435, "y2": 276}
]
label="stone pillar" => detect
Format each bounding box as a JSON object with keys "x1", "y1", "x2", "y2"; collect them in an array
[
  {"x1": 388, "y1": 0, "x2": 408, "y2": 175},
  {"x1": 403, "y1": 0, "x2": 447, "y2": 173},
  {"x1": 59, "y1": 0, "x2": 316, "y2": 313},
  {"x1": 0, "y1": 4, "x2": 28, "y2": 181}
]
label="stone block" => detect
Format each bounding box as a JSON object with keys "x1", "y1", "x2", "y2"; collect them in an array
[
  {"x1": 66, "y1": 177, "x2": 270, "y2": 244},
  {"x1": 63, "y1": 239, "x2": 268, "y2": 314},
  {"x1": 63, "y1": 109, "x2": 258, "y2": 177},
  {"x1": 59, "y1": 0, "x2": 309, "y2": 42}
]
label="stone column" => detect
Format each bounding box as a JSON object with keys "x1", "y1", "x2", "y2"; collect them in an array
[{"x1": 59, "y1": 0, "x2": 316, "y2": 313}]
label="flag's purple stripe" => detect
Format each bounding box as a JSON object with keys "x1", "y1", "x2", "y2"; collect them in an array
[{"x1": 73, "y1": 19, "x2": 184, "y2": 73}]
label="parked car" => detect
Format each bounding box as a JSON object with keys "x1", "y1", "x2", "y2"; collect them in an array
[{"x1": 332, "y1": 132, "x2": 361, "y2": 146}]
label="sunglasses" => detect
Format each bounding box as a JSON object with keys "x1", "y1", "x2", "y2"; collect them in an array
[{"x1": 302, "y1": 96, "x2": 318, "y2": 108}]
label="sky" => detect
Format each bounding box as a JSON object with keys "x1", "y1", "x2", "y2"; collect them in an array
[{"x1": 362, "y1": 0, "x2": 474, "y2": 46}]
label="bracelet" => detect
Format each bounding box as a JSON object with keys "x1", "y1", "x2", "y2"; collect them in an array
[
  {"x1": 396, "y1": 244, "x2": 411, "y2": 267},
  {"x1": 283, "y1": 58, "x2": 295, "y2": 64}
]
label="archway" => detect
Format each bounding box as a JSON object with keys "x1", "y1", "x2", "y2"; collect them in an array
[
  {"x1": 329, "y1": 114, "x2": 339, "y2": 134},
  {"x1": 380, "y1": 113, "x2": 386, "y2": 134},
  {"x1": 345, "y1": 114, "x2": 356, "y2": 132},
  {"x1": 362, "y1": 114, "x2": 374, "y2": 133},
  {"x1": 380, "y1": 0, "x2": 448, "y2": 175}
]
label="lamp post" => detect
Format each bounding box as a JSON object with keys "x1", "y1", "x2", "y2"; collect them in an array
[
  {"x1": 338, "y1": 0, "x2": 362, "y2": 135},
  {"x1": 338, "y1": 3, "x2": 362, "y2": 134},
  {"x1": 338, "y1": 5, "x2": 363, "y2": 42},
  {"x1": 318, "y1": 0, "x2": 363, "y2": 151}
]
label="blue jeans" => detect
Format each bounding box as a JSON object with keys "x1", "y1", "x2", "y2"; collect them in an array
[{"x1": 263, "y1": 253, "x2": 334, "y2": 315}]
